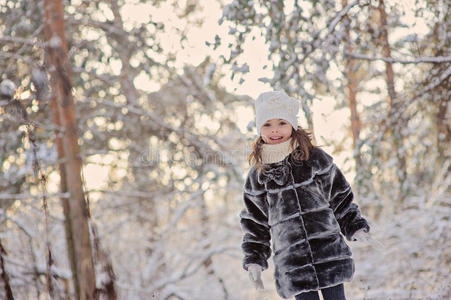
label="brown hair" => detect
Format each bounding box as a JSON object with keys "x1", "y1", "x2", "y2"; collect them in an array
[{"x1": 248, "y1": 126, "x2": 316, "y2": 172}]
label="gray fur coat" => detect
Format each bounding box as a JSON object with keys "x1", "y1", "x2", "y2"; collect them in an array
[{"x1": 240, "y1": 146, "x2": 370, "y2": 298}]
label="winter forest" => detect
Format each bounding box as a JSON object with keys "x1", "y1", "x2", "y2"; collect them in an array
[{"x1": 0, "y1": 0, "x2": 450, "y2": 299}]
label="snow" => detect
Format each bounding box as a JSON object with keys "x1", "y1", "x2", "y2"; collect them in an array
[
  {"x1": 31, "y1": 68, "x2": 48, "y2": 91},
  {"x1": 203, "y1": 63, "x2": 216, "y2": 86},
  {"x1": 0, "y1": 79, "x2": 16, "y2": 99},
  {"x1": 1, "y1": 0, "x2": 450, "y2": 299},
  {"x1": 232, "y1": 62, "x2": 250, "y2": 73},
  {"x1": 49, "y1": 34, "x2": 62, "y2": 48},
  {"x1": 349, "y1": 197, "x2": 451, "y2": 299}
]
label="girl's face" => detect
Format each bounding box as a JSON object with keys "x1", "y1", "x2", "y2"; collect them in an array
[{"x1": 260, "y1": 118, "x2": 293, "y2": 144}]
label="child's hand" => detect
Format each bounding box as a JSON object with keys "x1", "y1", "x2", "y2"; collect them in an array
[{"x1": 247, "y1": 263, "x2": 264, "y2": 290}]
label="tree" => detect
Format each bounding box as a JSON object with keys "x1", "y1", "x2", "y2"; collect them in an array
[
  {"x1": 218, "y1": 0, "x2": 451, "y2": 218},
  {"x1": 43, "y1": 0, "x2": 97, "y2": 298},
  {"x1": 2, "y1": 0, "x2": 250, "y2": 297},
  {"x1": 377, "y1": 0, "x2": 408, "y2": 207},
  {"x1": 342, "y1": 0, "x2": 363, "y2": 168}
]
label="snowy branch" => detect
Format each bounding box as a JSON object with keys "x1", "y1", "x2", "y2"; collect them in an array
[
  {"x1": 407, "y1": 65, "x2": 451, "y2": 106},
  {"x1": 67, "y1": 16, "x2": 128, "y2": 39},
  {"x1": 299, "y1": 0, "x2": 360, "y2": 64},
  {"x1": 78, "y1": 97, "x2": 243, "y2": 176},
  {"x1": 0, "y1": 36, "x2": 43, "y2": 47},
  {"x1": 5, "y1": 257, "x2": 71, "y2": 280},
  {"x1": 0, "y1": 114, "x2": 65, "y2": 133},
  {"x1": 0, "y1": 192, "x2": 69, "y2": 201},
  {"x1": 344, "y1": 51, "x2": 451, "y2": 64},
  {"x1": 0, "y1": 51, "x2": 36, "y2": 66},
  {"x1": 152, "y1": 245, "x2": 238, "y2": 291},
  {"x1": 326, "y1": 0, "x2": 360, "y2": 39},
  {"x1": 158, "y1": 189, "x2": 206, "y2": 237}
]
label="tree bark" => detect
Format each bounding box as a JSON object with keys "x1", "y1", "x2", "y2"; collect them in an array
[
  {"x1": 378, "y1": 0, "x2": 397, "y2": 105},
  {"x1": 49, "y1": 88, "x2": 79, "y2": 299},
  {"x1": 378, "y1": 0, "x2": 408, "y2": 209},
  {"x1": 43, "y1": 0, "x2": 97, "y2": 299},
  {"x1": 430, "y1": 23, "x2": 451, "y2": 164},
  {"x1": 342, "y1": 0, "x2": 362, "y2": 168}
]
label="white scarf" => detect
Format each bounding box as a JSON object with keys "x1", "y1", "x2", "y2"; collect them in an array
[{"x1": 261, "y1": 137, "x2": 298, "y2": 164}]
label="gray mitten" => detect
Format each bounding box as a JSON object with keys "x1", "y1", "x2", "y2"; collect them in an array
[
  {"x1": 247, "y1": 263, "x2": 264, "y2": 290},
  {"x1": 350, "y1": 228, "x2": 386, "y2": 253},
  {"x1": 351, "y1": 228, "x2": 371, "y2": 242}
]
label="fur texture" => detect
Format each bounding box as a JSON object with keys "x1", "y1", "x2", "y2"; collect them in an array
[{"x1": 240, "y1": 147, "x2": 370, "y2": 299}]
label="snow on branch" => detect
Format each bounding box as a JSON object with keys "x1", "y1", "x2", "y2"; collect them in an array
[
  {"x1": 5, "y1": 256, "x2": 71, "y2": 280},
  {"x1": 0, "y1": 192, "x2": 69, "y2": 201},
  {"x1": 326, "y1": 0, "x2": 360, "y2": 38},
  {"x1": 152, "y1": 245, "x2": 237, "y2": 291},
  {"x1": 77, "y1": 97, "x2": 242, "y2": 176},
  {"x1": 299, "y1": 0, "x2": 360, "y2": 64},
  {"x1": 407, "y1": 65, "x2": 451, "y2": 105},
  {"x1": 0, "y1": 52, "x2": 36, "y2": 66},
  {"x1": 344, "y1": 51, "x2": 451, "y2": 64},
  {"x1": 0, "y1": 36, "x2": 43, "y2": 47}
]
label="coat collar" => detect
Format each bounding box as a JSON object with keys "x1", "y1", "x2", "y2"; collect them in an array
[{"x1": 256, "y1": 146, "x2": 333, "y2": 186}]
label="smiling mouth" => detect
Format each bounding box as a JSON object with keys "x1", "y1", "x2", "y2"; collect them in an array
[{"x1": 270, "y1": 136, "x2": 283, "y2": 140}]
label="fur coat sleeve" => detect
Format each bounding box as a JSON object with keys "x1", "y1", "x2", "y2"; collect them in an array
[
  {"x1": 318, "y1": 162, "x2": 370, "y2": 241},
  {"x1": 239, "y1": 166, "x2": 272, "y2": 271}
]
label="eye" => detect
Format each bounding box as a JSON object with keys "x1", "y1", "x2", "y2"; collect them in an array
[
  {"x1": 263, "y1": 124, "x2": 270, "y2": 127},
  {"x1": 279, "y1": 121, "x2": 286, "y2": 125}
]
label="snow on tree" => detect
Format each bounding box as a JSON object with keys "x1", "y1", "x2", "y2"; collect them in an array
[{"x1": 0, "y1": 0, "x2": 450, "y2": 299}]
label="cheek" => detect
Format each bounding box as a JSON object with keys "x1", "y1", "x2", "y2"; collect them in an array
[{"x1": 283, "y1": 126, "x2": 292, "y2": 135}]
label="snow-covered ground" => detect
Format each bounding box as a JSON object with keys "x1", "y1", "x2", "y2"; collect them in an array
[{"x1": 201, "y1": 194, "x2": 451, "y2": 300}]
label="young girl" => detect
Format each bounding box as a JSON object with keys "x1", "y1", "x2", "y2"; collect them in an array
[{"x1": 240, "y1": 90, "x2": 371, "y2": 300}]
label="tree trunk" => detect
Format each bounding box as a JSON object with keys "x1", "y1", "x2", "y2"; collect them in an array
[
  {"x1": 378, "y1": 0, "x2": 408, "y2": 210},
  {"x1": 49, "y1": 90, "x2": 79, "y2": 299},
  {"x1": 342, "y1": 0, "x2": 362, "y2": 168},
  {"x1": 43, "y1": 0, "x2": 97, "y2": 299},
  {"x1": 430, "y1": 23, "x2": 451, "y2": 165},
  {"x1": 342, "y1": 0, "x2": 375, "y2": 217}
]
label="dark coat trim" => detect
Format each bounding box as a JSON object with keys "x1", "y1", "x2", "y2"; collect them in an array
[{"x1": 240, "y1": 147, "x2": 370, "y2": 298}]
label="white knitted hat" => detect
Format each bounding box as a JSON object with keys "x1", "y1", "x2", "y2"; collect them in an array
[{"x1": 255, "y1": 90, "x2": 299, "y2": 135}]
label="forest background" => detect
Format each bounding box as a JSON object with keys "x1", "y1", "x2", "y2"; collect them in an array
[{"x1": 0, "y1": 0, "x2": 449, "y2": 299}]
